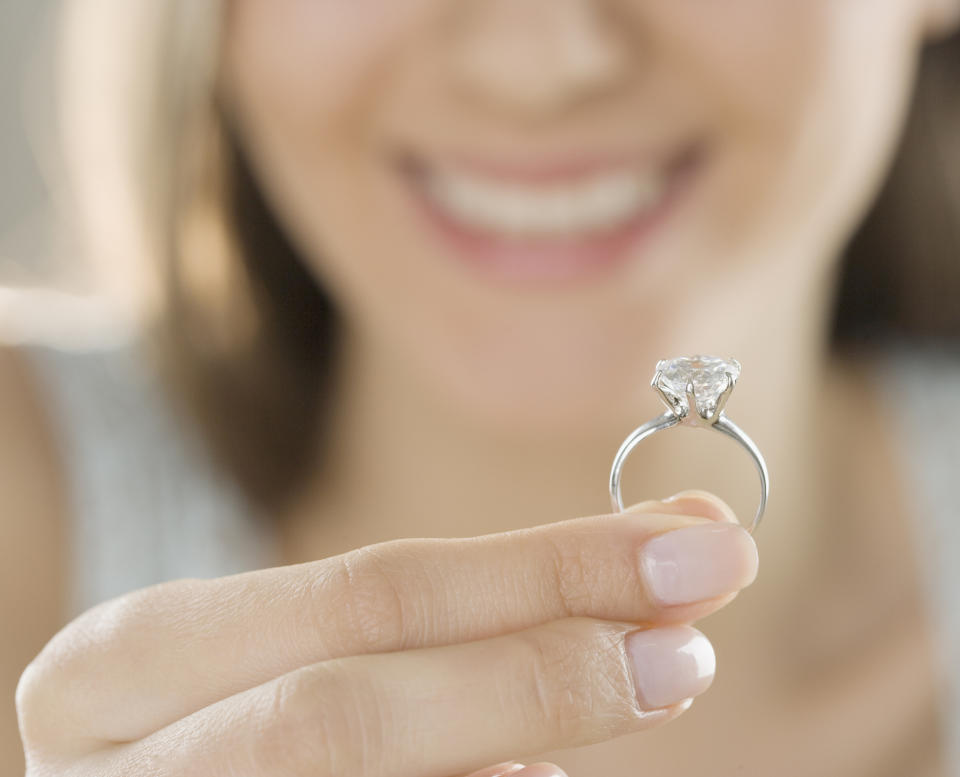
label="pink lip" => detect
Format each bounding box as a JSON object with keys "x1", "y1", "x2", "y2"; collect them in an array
[{"x1": 398, "y1": 145, "x2": 703, "y2": 286}]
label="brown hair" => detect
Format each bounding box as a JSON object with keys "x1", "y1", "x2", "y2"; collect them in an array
[
  {"x1": 833, "y1": 32, "x2": 960, "y2": 343},
  {"x1": 159, "y1": 124, "x2": 343, "y2": 518},
  {"x1": 59, "y1": 2, "x2": 960, "y2": 518}
]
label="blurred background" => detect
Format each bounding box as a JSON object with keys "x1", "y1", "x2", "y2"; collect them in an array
[
  {"x1": 0, "y1": 0, "x2": 54, "y2": 275},
  {"x1": 0, "y1": 0, "x2": 125, "y2": 350}
]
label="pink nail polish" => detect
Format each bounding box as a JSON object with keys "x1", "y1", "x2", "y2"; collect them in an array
[
  {"x1": 639, "y1": 523, "x2": 758, "y2": 606},
  {"x1": 625, "y1": 625, "x2": 716, "y2": 709}
]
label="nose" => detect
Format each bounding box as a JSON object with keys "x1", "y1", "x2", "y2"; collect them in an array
[{"x1": 447, "y1": 0, "x2": 630, "y2": 117}]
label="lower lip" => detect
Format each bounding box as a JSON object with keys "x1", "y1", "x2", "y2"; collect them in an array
[{"x1": 400, "y1": 149, "x2": 702, "y2": 285}]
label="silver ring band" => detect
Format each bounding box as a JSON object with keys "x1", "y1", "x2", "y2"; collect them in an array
[{"x1": 608, "y1": 356, "x2": 770, "y2": 535}]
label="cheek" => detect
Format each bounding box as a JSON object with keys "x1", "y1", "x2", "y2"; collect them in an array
[
  {"x1": 656, "y1": 0, "x2": 918, "y2": 271},
  {"x1": 226, "y1": 0, "x2": 411, "y2": 114},
  {"x1": 653, "y1": 0, "x2": 825, "y2": 115},
  {"x1": 221, "y1": 0, "x2": 438, "y2": 260},
  {"x1": 221, "y1": 0, "x2": 439, "y2": 294},
  {"x1": 650, "y1": 2, "x2": 828, "y2": 253}
]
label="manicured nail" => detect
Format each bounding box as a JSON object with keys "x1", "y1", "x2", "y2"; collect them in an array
[
  {"x1": 625, "y1": 625, "x2": 716, "y2": 709},
  {"x1": 512, "y1": 763, "x2": 569, "y2": 777},
  {"x1": 639, "y1": 523, "x2": 758, "y2": 606}
]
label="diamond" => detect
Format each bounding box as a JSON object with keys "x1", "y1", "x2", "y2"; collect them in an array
[{"x1": 654, "y1": 355, "x2": 741, "y2": 420}]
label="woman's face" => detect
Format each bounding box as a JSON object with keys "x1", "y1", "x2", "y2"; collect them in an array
[{"x1": 221, "y1": 0, "x2": 943, "y2": 433}]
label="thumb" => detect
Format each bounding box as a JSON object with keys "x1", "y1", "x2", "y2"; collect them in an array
[{"x1": 624, "y1": 488, "x2": 739, "y2": 525}]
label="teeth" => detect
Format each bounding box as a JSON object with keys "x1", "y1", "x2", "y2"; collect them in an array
[{"x1": 423, "y1": 166, "x2": 665, "y2": 238}]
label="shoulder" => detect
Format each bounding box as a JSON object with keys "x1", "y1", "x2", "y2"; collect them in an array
[
  {"x1": 830, "y1": 341, "x2": 960, "y2": 771},
  {"x1": 0, "y1": 343, "x2": 69, "y2": 592},
  {"x1": 0, "y1": 344, "x2": 70, "y2": 773}
]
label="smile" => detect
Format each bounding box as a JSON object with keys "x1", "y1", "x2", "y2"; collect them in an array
[
  {"x1": 397, "y1": 144, "x2": 702, "y2": 283},
  {"x1": 423, "y1": 164, "x2": 664, "y2": 237}
]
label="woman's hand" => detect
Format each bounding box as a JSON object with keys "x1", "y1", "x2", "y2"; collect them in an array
[{"x1": 16, "y1": 490, "x2": 758, "y2": 777}]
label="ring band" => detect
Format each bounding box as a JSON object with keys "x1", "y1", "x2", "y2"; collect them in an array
[{"x1": 608, "y1": 356, "x2": 769, "y2": 535}]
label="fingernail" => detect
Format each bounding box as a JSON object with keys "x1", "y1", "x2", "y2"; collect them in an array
[
  {"x1": 639, "y1": 523, "x2": 758, "y2": 606},
  {"x1": 625, "y1": 625, "x2": 716, "y2": 709},
  {"x1": 512, "y1": 764, "x2": 569, "y2": 777}
]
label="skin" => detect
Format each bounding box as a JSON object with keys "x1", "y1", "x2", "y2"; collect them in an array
[{"x1": 9, "y1": 0, "x2": 960, "y2": 775}]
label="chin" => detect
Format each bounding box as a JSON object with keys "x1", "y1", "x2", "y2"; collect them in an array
[{"x1": 413, "y1": 333, "x2": 663, "y2": 440}]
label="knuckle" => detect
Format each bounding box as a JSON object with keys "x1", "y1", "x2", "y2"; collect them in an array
[
  {"x1": 515, "y1": 622, "x2": 592, "y2": 741},
  {"x1": 544, "y1": 528, "x2": 652, "y2": 621},
  {"x1": 510, "y1": 619, "x2": 639, "y2": 745},
  {"x1": 256, "y1": 669, "x2": 336, "y2": 776},
  {"x1": 324, "y1": 540, "x2": 430, "y2": 653},
  {"x1": 543, "y1": 534, "x2": 607, "y2": 617},
  {"x1": 258, "y1": 662, "x2": 387, "y2": 777}
]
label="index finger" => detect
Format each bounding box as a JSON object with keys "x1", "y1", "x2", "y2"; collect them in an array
[{"x1": 27, "y1": 491, "x2": 757, "y2": 747}]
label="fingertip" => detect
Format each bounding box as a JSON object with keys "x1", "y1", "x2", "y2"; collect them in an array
[{"x1": 625, "y1": 624, "x2": 716, "y2": 710}]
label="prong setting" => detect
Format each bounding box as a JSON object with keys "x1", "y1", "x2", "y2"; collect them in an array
[
  {"x1": 652, "y1": 369, "x2": 687, "y2": 418},
  {"x1": 650, "y1": 355, "x2": 741, "y2": 428},
  {"x1": 705, "y1": 371, "x2": 736, "y2": 424},
  {"x1": 684, "y1": 380, "x2": 700, "y2": 423}
]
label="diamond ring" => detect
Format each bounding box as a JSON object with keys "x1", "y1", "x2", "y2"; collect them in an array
[{"x1": 608, "y1": 355, "x2": 769, "y2": 535}]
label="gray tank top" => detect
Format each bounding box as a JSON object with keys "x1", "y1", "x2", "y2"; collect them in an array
[{"x1": 24, "y1": 337, "x2": 960, "y2": 773}]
